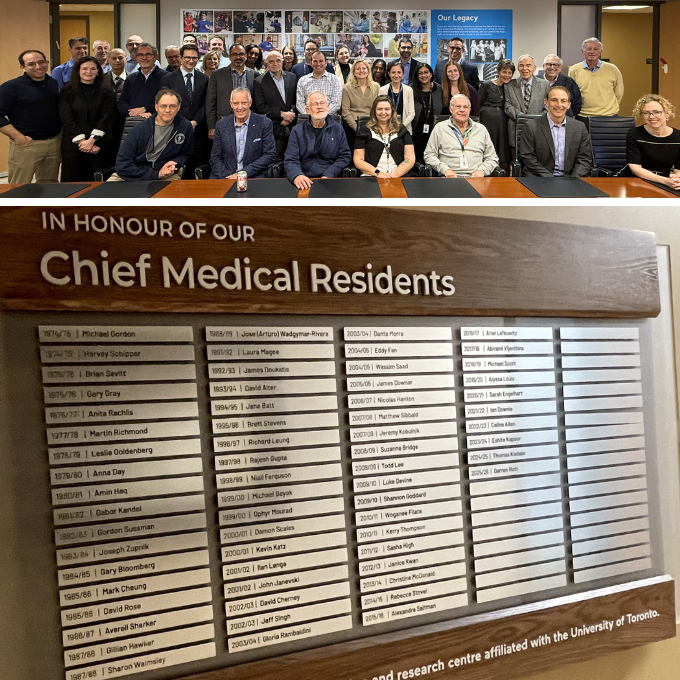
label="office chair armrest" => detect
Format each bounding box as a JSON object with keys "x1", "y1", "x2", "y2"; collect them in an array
[
  {"x1": 592, "y1": 166, "x2": 614, "y2": 177},
  {"x1": 414, "y1": 162, "x2": 433, "y2": 177},
  {"x1": 94, "y1": 167, "x2": 115, "y2": 182},
  {"x1": 511, "y1": 161, "x2": 523, "y2": 177},
  {"x1": 342, "y1": 166, "x2": 357, "y2": 177},
  {"x1": 490, "y1": 167, "x2": 506, "y2": 177},
  {"x1": 194, "y1": 165, "x2": 211, "y2": 180},
  {"x1": 267, "y1": 161, "x2": 285, "y2": 178}
]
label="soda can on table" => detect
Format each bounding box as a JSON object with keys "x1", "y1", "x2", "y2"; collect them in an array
[{"x1": 236, "y1": 171, "x2": 248, "y2": 192}]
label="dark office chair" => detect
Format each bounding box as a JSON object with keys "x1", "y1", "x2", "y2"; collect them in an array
[
  {"x1": 511, "y1": 113, "x2": 545, "y2": 176},
  {"x1": 588, "y1": 116, "x2": 636, "y2": 176}
]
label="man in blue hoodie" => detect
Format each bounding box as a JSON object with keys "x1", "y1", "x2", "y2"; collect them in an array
[
  {"x1": 111, "y1": 89, "x2": 193, "y2": 181},
  {"x1": 284, "y1": 91, "x2": 350, "y2": 189}
]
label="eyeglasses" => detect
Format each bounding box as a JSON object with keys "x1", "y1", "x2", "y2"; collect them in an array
[
  {"x1": 544, "y1": 62, "x2": 561, "y2": 68},
  {"x1": 137, "y1": 52, "x2": 154, "y2": 58},
  {"x1": 642, "y1": 110, "x2": 665, "y2": 117},
  {"x1": 449, "y1": 45, "x2": 463, "y2": 51},
  {"x1": 157, "y1": 104, "x2": 179, "y2": 110},
  {"x1": 25, "y1": 60, "x2": 47, "y2": 67},
  {"x1": 127, "y1": 42, "x2": 141, "y2": 47},
  {"x1": 183, "y1": 56, "x2": 199, "y2": 61}
]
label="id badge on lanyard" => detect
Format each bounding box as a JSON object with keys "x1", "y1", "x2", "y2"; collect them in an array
[{"x1": 422, "y1": 123, "x2": 430, "y2": 134}]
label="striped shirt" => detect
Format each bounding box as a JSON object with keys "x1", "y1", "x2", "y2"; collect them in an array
[{"x1": 296, "y1": 71, "x2": 343, "y2": 115}]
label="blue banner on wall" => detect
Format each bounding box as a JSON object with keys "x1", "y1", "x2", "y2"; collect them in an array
[{"x1": 430, "y1": 10, "x2": 513, "y2": 81}]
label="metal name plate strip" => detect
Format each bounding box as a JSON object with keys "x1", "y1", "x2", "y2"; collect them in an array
[
  {"x1": 565, "y1": 411, "x2": 644, "y2": 427},
  {"x1": 222, "y1": 531, "x2": 347, "y2": 563},
  {"x1": 475, "y1": 559, "x2": 566, "y2": 589},
  {"x1": 222, "y1": 547, "x2": 348, "y2": 581},
  {"x1": 56, "y1": 531, "x2": 208, "y2": 567},
  {"x1": 46, "y1": 401, "x2": 199, "y2": 425},
  {"x1": 572, "y1": 530, "x2": 651, "y2": 556},
  {"x1": 358, "y1": 531, "x2": 463, "y2": 560},
  {"x1": 61, "y1": 586, "x2": 213, "y2": 627},
  {"x1": 348, "y1": 483, "x2": 445, "y2": 513},
  {"x1": 51, "y1": 458, "x2": 203, "y2": 486},
  {"x1": 563, "y1": 382, "x2": 642, "y2": 399},
  {"x1": 560, "y1": 327, "x2": 639, "y2": 340},
  {"x1": 470, "y1": 486, "x2": 562, "y2": 512},
  {"x1": 463, "y1": 371, "x2": 556, "y2": 387},
  {"x1": 213, "y1": 413, "x2": 338, "y2": 435},
  {"x1": 466, "y1": 414, "x2": 558, "y2": 434},
  {"x1": 569, "y1": 477, "x2": 648, "y2": 498},
  {"x1": 569, "y1": 489, "x2": 648, "y2": 514},
  {"x1": 60, "y1": 568, "x2": 211, "y2": 607},
  {"x1": 41, "y1": 345, "x2": 195, "y2": 364},
  {"x1": 477, "y1": 574, "x2": 567, "y2": 603},
  {"x1": 362, "y1": 577, "x2": 467, "y2": 610},
  {"x1": 347, "y1": 374, "x2": 456, "y2": 392},
  {"x1": 346, "y1": 358, "x2": 455, "y2": 375},
  {"x1": 562, "y1": 355, "x2": 641, "y2": 369},
  {"x1": 463, "y1": 357, "x2": 555, "y2": 372},
  {"x1": 40, "y1": 326, "x2": 194, "y2": 343},
  {"x1": 221, "y1": 514, "x2": 346, "y2": 544},
  {"x1": 55, "y1": 512, "x2": 207, "y2": 545},
  {"x1": 573, "y1": 544, "x2": 651, "y2": 571},
  {"x1": 565, "y1": 422, "x2": 645, "y2": 442},
  {"x1": 349, "y1": 390, "x2": 456, "y2": 409},
  {"x1": 224, "y1": 565, "x2": 349, "y2": 599},
  {"x1": 217, "y1": 463, "x2": 342, "y2": 489},
  {"x1": 214, "y1": 429, "x2": 340, "y2": 452},
  {"x1": 55, "y1": 495, "x2": 206, "y2": 526},
  {"x1": 467, "y1": 429, "x2": 558, "y2": 450},
  {"x1": 50, "y1": 438, "x2": 202, "y2": 465},
  {"x1": 58, "y1": 550, "x2": 210, "y2": 587},
  {"x1": 226, "y1": 582, "x2": 351, "y2": 617},
  {"x1": 465, "y1": 400, "x2": 557, "y2": 419},
  {"x1": 206, "y1": 327, "x2": 334, "y2": 342},
  {"x1": 63, "y1": 604, "x2": 213, "y2": 648},
  {"x1": 209, "y1": 362, "x2": 336, "y2": 380},
  {"x1": 462, "y1": 342, "x2": 554, "y2": 356},
  {"x1": 363, "y1": 593, "x2": 468, "y2": 626},
  {"x1": 227, "y1": 615, "x2": 352, "y2": 653},
  {"x1": 469, "y1": 458, "x2": 560, "y2": 481},
  {"x1": 350, "y1": 405, "x2": 456, "y2": 426},
  {"x1": 344, "y1": 327, "x2": 453, "y2": 341},
  {"x1": 464, "y1": 385, "x2": 556, "y2": 403},
  {"x1": 218, "y1": 480, "x2": 344, "y2": 508},
  {"x1": 352, "y1": 453, "x2": 459, "y2": 476},
  {"x1": 574, "y1": 557, "x2": 651, "y2": 584},
  {"x1": 219, "y1": 497, "x2": 345, "y2": 525},
  {"x1": 345, "y1": 343, "x2": 453, "y2": 358},
  {"x1": 351, "y1": 421, "x2": 457, "y2": 443},
  {"x1": 473, "y1": 516, "x2": 565, "y2": 543},
  {"x1": 567, "y1": 449, "x2": 646, "y2": 470},
  {"x1": 355, "y1": 499, "x2": 463, "y2": 526},
  {"x1": 212, "y1": 395, "x2": 337, "y2": 416},
  {"x1": 215, "y1": 446, "x2": 341, "y2": 471},
  {"x1": 354, "y1": 469, "x2": 460, "y2": 493},
  {"x1": 568, "y1": 462, "x2": 647, "y2": 485},
  {"x1": 461, "y1": 327, "x2": 553, "y2": 340},
  {"x1": 352, "y1": 436, "x2": 458, "y2": 459},
  {"x1": 564, "y1": 395, "x2": 643, "y2": 412},
  {"x1": 42, "y1": 364, "x2": 197, "y2": 384},
  {"x1": 207, "y1": 344, "x2": 334, "y2": 360},
  {"x1": 476, "y1": 545, "x2": 566, "y2": 574},
  {"x1": 360, "y1": 562, "x2": 466, "y2": 593},
  {"x1": 357, "y1": 516, "x2": 464, "y2": 543},
  {"x1": 571, "y1": 517, "x2": 650, "y2": 543},
  {"x1": 359, "y1": 545, "x2": 466, "y2": 576},
  {"x1": 48, "y1": 420, "x2": 200, "y2": 446},
  {"x1": 570, "y1": 503, "x2": 649, "y2": 527},
  {"x1": 567, "y1": 435, "x2": 646, "y2": 456},
  {"x1": 471, "y1": 501, "x2": 563, "y2": 527},
  {"x1": 561, "y1": 341, "x2": 640, "y2": 355},
  {"x1": 44, "y1": 383, "x2": 198, "y2": 404},
  {"x1": 52, "y1": 476, "x2": 204, "y2": 506},
  {"x1": 562, "y1": 368, "x2": 642, "y2": 383},
  {"x1": 210, "y1": 377, "x2": 336, "y2": 398},
  {"x1": 468, "y1": 443, "x2": 559, "y2": 464}
]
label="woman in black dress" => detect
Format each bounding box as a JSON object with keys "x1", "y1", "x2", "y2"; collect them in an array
[
  {"x1": 411, "y1": 63, "x2": 443, "y2": 163},
  {"x1": 59, "y1": 56, "x2": 115, "y2": 181},
  {"x1": 626, "y1": 94, "x2": 680, "y2": 190},
  {"x1": 478, "y1": 58, "x2": 514, "y2": 169}
]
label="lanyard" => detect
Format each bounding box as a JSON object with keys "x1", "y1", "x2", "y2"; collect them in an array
[
  {"x1": 451, "y1": 123, "x2": 473, "y2": 152},
  {"x1": 389, "y1": 85, "x2": 402, "y2": 111},
  {"x1": 379, "y1": 131, "x2": 395, "y2": 160}
]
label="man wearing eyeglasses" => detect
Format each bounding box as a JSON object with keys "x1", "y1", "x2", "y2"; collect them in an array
[
  {"x1": 292, "y1": 40, "x2": 335, "y2": 79},
  {"x1": 118, "y1": 43, "x2": 165, "y2": 118},
  {"x1": 161, "y1": 43, "x2": 209, "y2": 176},
  {"x1": 434, "y1": 38, "x2": 480, "y2": 90},
  {"x1": 125, "y1": 35, "x2": 161, "y2": 74},
  {"x1": 0, "y1": 50, "x2": 62, "y2": 183},
  {"x1": 540, "y1": 54, "x2": 581, "y2": 117}
]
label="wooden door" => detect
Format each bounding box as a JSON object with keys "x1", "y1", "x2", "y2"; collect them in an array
[{"x1": 58, "y1": 16, "x2": 89, "y2": 65}]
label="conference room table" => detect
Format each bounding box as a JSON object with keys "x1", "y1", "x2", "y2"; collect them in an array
[{"x1": 0, "y1": 177, "x2": 676, "y2": 199}]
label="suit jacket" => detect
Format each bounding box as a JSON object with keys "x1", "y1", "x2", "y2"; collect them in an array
[
  {"x1": 252, "y1": 71, "x2": 298, "y2": 139},
  {"x1": 387, "y1": 58, "x2": 422, "y2": 87},
  {"x1": 206, "y1": 66, "x2": 257, "y2": 130},
  {"x1": 161, "y1": 68, "x2": 208, "y2": 128},
  {"x1": 434, "y1": 59, "x2": 480, "y2": 90},
  {"x1": 505, "y1": 77, "x2": 550, "y2": 146},
  {"x1": 209, "y1": 112, "x2": 277, "y2": 179},
  {"x1": 519, "y1": 114, "x2": 592, "y2": 177},
  {"x1": 59, "y1": 84, "x2": 116, "y2": 148},
  {"x1": 102, "y1": 71, "x2": 126, "y2": 101}
]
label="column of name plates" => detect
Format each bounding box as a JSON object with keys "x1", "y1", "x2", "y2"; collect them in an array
[
  {"x1": 561, "y1": 327, "x2": 651, "y2": 583},
  {"x1": 40, "y1": 325, "x2": 215, "y2": 680},
  {"x1": 344, "y1": 327, "x2": 467, "y2": 627},
  {"x1": 206, "y1": 326, "x2": 352, "y2": 653},
  {"x1": 461, "y1": 327, "x2": 567, "y2": 604}
]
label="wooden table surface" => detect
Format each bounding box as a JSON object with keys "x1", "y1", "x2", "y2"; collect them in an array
[{"x1": 0, "y1": 177, "x2": 676, "y2": 199}]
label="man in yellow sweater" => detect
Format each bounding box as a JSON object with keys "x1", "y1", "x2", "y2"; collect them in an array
[{"x1": 568, "y1": 37, "x2": 623, "y2": 117}]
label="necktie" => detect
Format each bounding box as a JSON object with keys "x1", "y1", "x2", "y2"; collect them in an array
[
  {"x1": 185, "y1": 73, "x2": 193, "y2": 103},
  {"x1": 523, "y1": 80, "x2": 531, "y2": 113},
  {"x1": 114, "y1": 76, "x2": 122, "y2": 88}
]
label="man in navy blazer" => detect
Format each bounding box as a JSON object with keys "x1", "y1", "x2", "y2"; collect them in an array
[{"x1": 210, "y1": 87, "x2": 277, "y2": 179}]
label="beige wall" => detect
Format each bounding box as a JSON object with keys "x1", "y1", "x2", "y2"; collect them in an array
[
  {"x1": 0, "y1": 0, "x2": 50, "y2": 174},
  {"x1": 659, "y1": 2, "x2": 680, "y2": 106},
  {"x1": 601, "y1": 12, "x2": 653, "y2": 117}
]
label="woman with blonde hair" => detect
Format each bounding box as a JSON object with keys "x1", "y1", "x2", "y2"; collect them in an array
[
  {"x1": 341, "y1": 58, "x2": 380, "y2": 147},
  {"x1": 200, "y1": 50, "x2": 220, "y2": 79},
  {"x1": 378, "y1": 61, "x2": 415, "y2": 133},
  {"x1": 354, "y1": 94, "x2": 415, "y2": 177},
  {"x1": 442, "y1": 60, "x2": 479, "y2": 115},
  {"x1": 626, "y1": 94, "x2": 680, "y2": 190}
]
